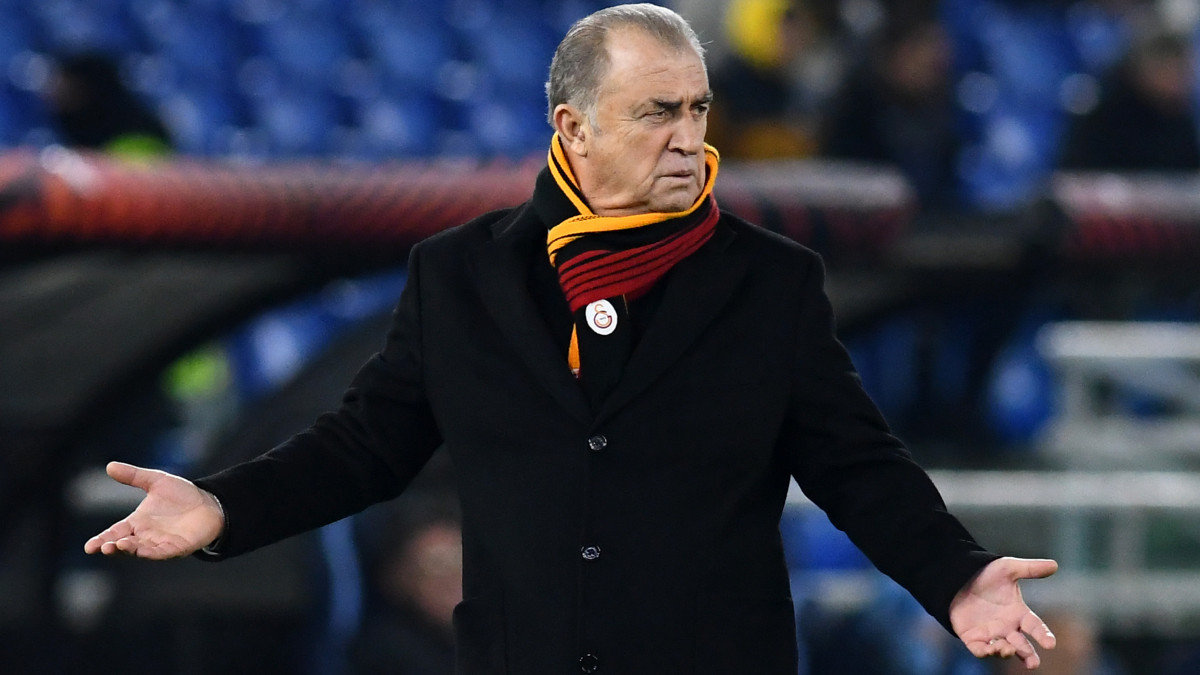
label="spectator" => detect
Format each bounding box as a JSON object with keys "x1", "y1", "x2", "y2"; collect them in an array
[
  {"x1": 708, "y1": 0, "x2": 848, "y2": 159},
  {"x1": 349, "y1": 496, "x2": 462, "y2": 675},
  {"x1": 1058, "y1": 21, "x2": 1200, "y2": 171},
  {"x1": 820, "y1": 8, "x2": 962, "y2": 210},
  {"x1": 41, "y1": 52, "x2": 173, "y2": 160}
]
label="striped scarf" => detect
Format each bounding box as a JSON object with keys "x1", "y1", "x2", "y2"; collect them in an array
[{"x1": 538, "y1": 133, "x2": 720, "y2": 398}]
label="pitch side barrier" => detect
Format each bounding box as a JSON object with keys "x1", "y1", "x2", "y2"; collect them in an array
[{"x1": 0, "y1": 148, "x2": 913, "y2": 262}]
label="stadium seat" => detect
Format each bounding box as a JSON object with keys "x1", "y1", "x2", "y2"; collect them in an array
[
  {"x1": 136, "y1": 3, "x2": 245, "y2": 85},
  {"x1": 250, "y1": 86, "x2": 342, "y2": 157},
  {"x1": 0, "y1": 8, "x2": 38, "y2": 65},
  {"x1": 360, "y1": 11, "x2": 456, "y2": 94},
  {"x1": 464, "y1": 97, "x2": 549, "y2": 159},
  {"x1": 463, "y1": 16, "x2": 556, "y2": 96},
  {"x1": 350, "y1": 93, "x2": 442, "y2": 159},
  {"x1": 947, "y1": 0, "x2": 1089, "y2": 210},
  {"x1": 159, "y1": 84, "x2": 247, "y2": 155},
  {"x1": 255, "y1": 15, "x2": 354, "y2": 89},
  {"x1": 30, "y1": 0, "x2": 143, "y2": 56}
]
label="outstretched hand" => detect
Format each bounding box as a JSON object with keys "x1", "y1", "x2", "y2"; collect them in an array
[
  {"x1": 83, "y1": 462, "x2": 225, "y2": 560},
  {"x1": 951, "y1": 557, "x2": 1058, "y2": 670}
]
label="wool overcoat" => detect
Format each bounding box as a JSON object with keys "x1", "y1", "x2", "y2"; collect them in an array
[{"x1": 195, "y1": 199, "x2": 995, "y2": 674}]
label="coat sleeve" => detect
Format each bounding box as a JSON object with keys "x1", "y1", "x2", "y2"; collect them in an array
[
  {"x1": 780, "y1": 252, "x2": 996, "y2": 632},
  {"x1": 193, "y1": 243, "x2": 443, "y2": 559}
]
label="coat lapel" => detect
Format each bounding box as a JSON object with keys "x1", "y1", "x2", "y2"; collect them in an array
[
  {"x1": 475, "y1": 204, "x2": 592, "y2": 425},
  {"x1": 597, "y1": 221, "x2": 746, "y2": 422}
]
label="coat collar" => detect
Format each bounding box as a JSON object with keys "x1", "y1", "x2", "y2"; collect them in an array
[{"x1": 476, "y1": 201, "x2": 746, "y2": 425}]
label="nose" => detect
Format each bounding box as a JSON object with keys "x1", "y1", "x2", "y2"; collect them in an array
[{"x1": 667, "y1": 114, "x2": 705, "y2": 155}]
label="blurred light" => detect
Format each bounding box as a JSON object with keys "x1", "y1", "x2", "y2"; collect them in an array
[
  {"x1": 1162, "y1": 0, "x2": 1200, "y2": 33},
  {"x1": 839, "y1": 0, "x2": 884, "y2": 39},
  {"x1": 988, "y1": 115, "x2": 1036, "y2": 168},
  {"x1": 56, "y1": 569, "x2": 116, "y2": 632},
  {"x1": 125, "y1": 53, "x2": 175, "y2": 97},
  {"x1": 1060, "y1": 72, "x2": 1100, "y2": 116},
  {"x1": 436, "y1": 60, "x2": 478, "y2": 102},
  {"x1": 8, "y1": 50, "x2": 50, "y2": 92},
  {"x1": 957, "y1": 71, "x2": 998, "y2": 114}
]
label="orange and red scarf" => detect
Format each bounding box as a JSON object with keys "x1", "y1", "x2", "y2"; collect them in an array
[{"x1": 537, "y1": 133, "x2": 720, "y2": 389}]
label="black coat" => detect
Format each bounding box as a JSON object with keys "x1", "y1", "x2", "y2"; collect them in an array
[{"x1": 195, "y1": 201, "x2": 994, "y2": 674}]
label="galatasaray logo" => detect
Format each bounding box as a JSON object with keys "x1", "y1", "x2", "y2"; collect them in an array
[{"x1": 586, "y1": 299, "x2": 618, "y2": 335}]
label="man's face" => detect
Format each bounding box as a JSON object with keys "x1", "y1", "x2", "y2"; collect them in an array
[{"x1": 572, "y1": 29, "x2": 711, "y2": 216}]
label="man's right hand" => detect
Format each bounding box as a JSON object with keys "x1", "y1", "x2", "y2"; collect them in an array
[{"x1": 83, "y1": 462, "x2": 225, "y2": 560}]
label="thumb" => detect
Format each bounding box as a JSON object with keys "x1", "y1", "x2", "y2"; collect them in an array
[
  {"x1": 1006, "y1": 557, "x2": 1059, "y2": 581},
  {"x1": 106, "y1": 461, "x2": 157, "y2": 492}
]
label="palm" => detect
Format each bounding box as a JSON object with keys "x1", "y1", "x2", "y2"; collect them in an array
[
  {"x1": 950, "y1": 557, "x2": 1058, "y2": 669},
  {"x1": 84, "y1": 462, "x2": 224, "y2": 560}
]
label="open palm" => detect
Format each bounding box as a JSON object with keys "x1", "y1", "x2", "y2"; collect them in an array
[
  {"x1": 950, "y1": 557, "x2": 1058, "y2": 669},
  {"x1": 83, "y1": 462, "x2": 224, "y2": 560}
]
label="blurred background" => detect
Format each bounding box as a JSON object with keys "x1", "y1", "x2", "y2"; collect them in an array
[{"x1": 2, "y1": 0, "x2": 1200, "y2": 673}]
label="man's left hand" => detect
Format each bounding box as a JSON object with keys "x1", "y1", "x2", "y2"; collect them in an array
[{"x1": 950, "y1": 556, "x2": 1058, "y2": 669}]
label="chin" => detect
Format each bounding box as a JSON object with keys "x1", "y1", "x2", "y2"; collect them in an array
[{"x1": 647, "y1": 186, "x2": 701, "y2": 213}]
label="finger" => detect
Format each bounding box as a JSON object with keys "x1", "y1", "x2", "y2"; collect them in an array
[
  {"x1": 84, "y1": 521, "x2": 134, "y2": 554},
  {"x1": 994, "y1": 637, "x2": 1017, "y2": 659},
  {"x1": 1007, "y1": 630, "x2": 1040, "y2": 669},
  {"x1": 99, "y1": 539, "x2": 131, "y2": 555},
  {"x1": 1021, "y1": 609, "x2": 1056, "y2": 650},
  {"x1": 964, "y1": 639, "x2": 991, "y2": 659},
  {"x1": 1007, "y1": 557, "x2": 1059, "y2": 581},
  {"x1": 103, "y1": 537, "x2": 143, "y2": 557},
  {"x1": 106, "y1": 461, "x2": 159, "y2": 492}
]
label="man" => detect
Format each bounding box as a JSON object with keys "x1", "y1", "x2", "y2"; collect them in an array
[{"x1": 86, "y1": 4, "x2": 1057, "y2": 673}]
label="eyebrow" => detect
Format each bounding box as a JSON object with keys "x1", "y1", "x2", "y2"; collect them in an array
[{"x1": 648, "y1": 92, "x2": 714, "y2": 110}]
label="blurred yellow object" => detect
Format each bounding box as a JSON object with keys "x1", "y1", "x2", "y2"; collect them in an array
[{"x1": 725, "y1": 0, "x2": 790, "y2": 69}]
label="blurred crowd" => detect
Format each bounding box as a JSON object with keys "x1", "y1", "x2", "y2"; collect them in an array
[{"x1": 682, "y1": 0, "x2": 1200, "y2": 213}]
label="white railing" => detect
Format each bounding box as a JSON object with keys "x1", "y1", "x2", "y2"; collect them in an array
[
  {"x1": 788, "y1": 470, "x2": 1200, "y2": 636},
  {"x1": 1036, "y1": 321, "x2": 1200, "y2": 468}
]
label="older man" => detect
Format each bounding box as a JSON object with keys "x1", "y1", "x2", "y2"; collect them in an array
[{"x1": 86, "y1": 4, "x2": 1056, "y2": 673}]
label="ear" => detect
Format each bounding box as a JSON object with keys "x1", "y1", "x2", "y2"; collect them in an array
[{"x1": 553, "y1": 103, "x2": 590, "y2": 157}]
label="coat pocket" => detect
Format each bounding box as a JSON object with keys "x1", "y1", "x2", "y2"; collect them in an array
[
  {"x1": 452, "y1": 593, "x2": 508, "y2": 674},
  {"x1": 695, "y1": 593, "x2": 798, "y2": 675}
]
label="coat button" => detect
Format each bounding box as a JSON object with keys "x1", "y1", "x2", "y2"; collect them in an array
[
  {"x1": 587, "y1": 435, "x2": 607, "y2": 452},
  {"x1": 581, "y1": 545, "x2": 601, "y2": 561},
  {"x1": 579, "y1": 653, "x2": 601, "y2": 673}
]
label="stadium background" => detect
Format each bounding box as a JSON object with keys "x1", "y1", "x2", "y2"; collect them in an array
[{"x1": 2, "y1": 0, "x2": 1200, "y2": 673}]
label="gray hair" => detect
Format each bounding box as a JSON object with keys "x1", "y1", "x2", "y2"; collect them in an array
[{"x1": 545, "y1": 3, "x2": 706, "y2": 128}]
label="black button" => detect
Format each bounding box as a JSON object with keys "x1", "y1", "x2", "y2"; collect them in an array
[
  {"x1": 581, "y1": 545, "x2": 601, "y2": 561},
  {"x1": 579, "y1": 653, "x2": 601, "y2": 673},
  {"x1": 587, "y1": 435, "x2": 607, "y2": 452}
]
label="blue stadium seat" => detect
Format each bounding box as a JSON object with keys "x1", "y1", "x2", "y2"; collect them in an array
[
  {"x1": 359, "y1": 11, "x2": 455, "y2": 94},
  {"x1": 159, "y1": 83, "x2": 246, "y2": 155},
  {"x1": 463, "y1": 16, "x2": 556, "y2": 98},
  {"x1": 464, "y1": 97, "x2": 549, "y2": 159},
  {"x1": 30, "y1": 0, "x2": 143, "y2": 55},
  {"x1": 136, "y1": 4, "x2": 244, "y2": 85},
  {"x1": 0, "y1": 8, "x2": 39, "y2": 64},
  {"x1": 351, "y1": 93, "x2": 442, "y2": 159},
  {"x1": 250, "y1": 86, "x2": 341, "y2": 156},
  {"x1": 0, "y1": 87, "x2": 34, "y2": 145},
  {"x1": 255, "y1": 15, "x2": 354, "y2": 89},
  {"x1": 947, "y1": 0, "x2": 1090, "y2": 210}
]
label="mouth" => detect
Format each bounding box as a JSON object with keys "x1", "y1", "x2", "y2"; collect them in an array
[{"x1": 662, "y1": 171, "x2": 695, "y2": 180}]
